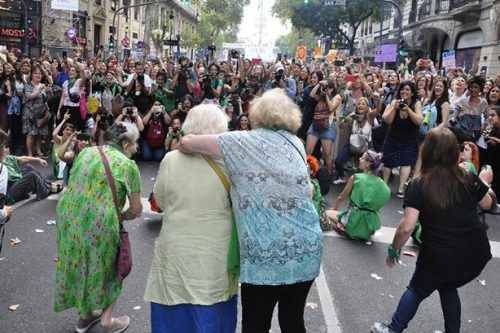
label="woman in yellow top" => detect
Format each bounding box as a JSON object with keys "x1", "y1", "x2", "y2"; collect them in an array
[{"x1": 144, "y1": 104, "x2": 236, "y2": 333}]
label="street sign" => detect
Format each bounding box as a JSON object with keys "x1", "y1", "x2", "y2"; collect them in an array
[
  {"x1": 374, "y1": 44, "x2": 397, "y2": 63},
  {"x1": 121, "y1": 36, "x2": 130, "y2": 48},
  {"x1": 137, "y1": 41, "x2": 144, "y2": 49},
  {"x1": 323, "y1": 0, "x2": 346, "y2": 5},
  {"x1": 164, "y1": 39, "x2": 179, "y2": 46}
]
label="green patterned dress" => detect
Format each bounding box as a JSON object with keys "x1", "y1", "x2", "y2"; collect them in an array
[{"x1": 54, "y1": 145, "x2": 141, "y2": 316}]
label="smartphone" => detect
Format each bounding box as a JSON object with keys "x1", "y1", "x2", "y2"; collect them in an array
[
  {"x1": 61, "y1": 51, "x2": 67, "y2": 58},
  {"x1": 346, "y1": 75, "x2": 357, "y2": 83},
  {"x1": 277, "y1": 52, "x2": 282, "y2": 61}
]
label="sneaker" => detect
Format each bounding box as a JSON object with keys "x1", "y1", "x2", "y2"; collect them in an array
[
  {"x1": 96, "y1": 316, "x2": 130, "y2": 333},
  {"x1": 397, "y1": 191, "x2": 404, "y2": 198},
  {"x1": 333, "y1": 178, "x2": 346, "y2": 185},
  {"x1": 76, "y1": 310, "x2": 102, "y2": 333},
  {"x1": 371, "y1": 322, "x2": 396, "y2": 333}
]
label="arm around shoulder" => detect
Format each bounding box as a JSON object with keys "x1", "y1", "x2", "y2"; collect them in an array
[{"x1": 179, "y1": 134, "x2": 223, "y2": 158}]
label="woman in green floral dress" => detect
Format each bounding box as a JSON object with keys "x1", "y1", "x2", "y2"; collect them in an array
[{"x1": 54, "y1": 122, "x2": 142, "y2": 333}]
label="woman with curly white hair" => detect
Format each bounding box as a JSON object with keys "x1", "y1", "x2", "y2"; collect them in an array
[{"x1": 179, "y1": 88, "x2": 323, "y2": 333}]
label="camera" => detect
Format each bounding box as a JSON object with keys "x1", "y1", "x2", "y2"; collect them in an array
[
  {"x1": 230, "y1": 49, "x2": 238, "y2": 59},
  {"x1": 353, "y1": 57, "x2": 361, "y2": 64},
  {"x1": 399, "y1": 100, "x2": 407, "y2": 109},
  {"x1": 137, "y1": 74, "x2": 144, "y2": 82},
  {"x1": 153, "y1": 106, "x2": 163, "y2": 118},
  {"x1": 208, "y1": 44, "x2": 216, "y2": 51},
  {"x1": 352, "y1": 113, "x2": 366, "y2": 122},
  {"x1": 181, "y1": 63, "x2": 189, "y2": 71},
  {"x1": 126, "y1": 107, "x2": 134, "y2": 116},
  {"x1": 275, "y1": 69, "x2": 284, "y2": 83}
]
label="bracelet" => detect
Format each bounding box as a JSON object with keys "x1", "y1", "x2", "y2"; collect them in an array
[{"x1": 388, "y1": 244, "x2": 401, "y2": 259}]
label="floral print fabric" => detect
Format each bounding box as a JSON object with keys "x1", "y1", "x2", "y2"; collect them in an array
[{"x1": 54, "y1": 145, "x2": 141, "y2": 316}]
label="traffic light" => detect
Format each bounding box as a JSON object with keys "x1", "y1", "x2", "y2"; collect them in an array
[
  {"x1": 398, "y1": 39, "x2": 408, "y2": 56},
  {"x1": 109, "y1": 35, "x2": 114, "y2": 48}
]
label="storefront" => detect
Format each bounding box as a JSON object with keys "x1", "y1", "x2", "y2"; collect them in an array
[{"x1": 455, "y1": 29, "x2": 483, "y2": 73}]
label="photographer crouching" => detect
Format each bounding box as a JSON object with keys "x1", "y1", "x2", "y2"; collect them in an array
[
  {"x1": 91, "y1": 107, "x2": 114, "y2": 146},
  {"x1": 116, "y1": 103, "x2": 144, "y2": 133},
  {"x1": 164, "y1": 117, "x2": 184, "y2": 152},
  {"x1": 140, "y1": 100, "x2": 171, "y2": 161}
]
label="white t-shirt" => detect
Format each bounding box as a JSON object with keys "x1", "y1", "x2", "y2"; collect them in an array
[
  {"x1": 125, "y1": 73, "x2": 152, "y2": 91},
  {"x1": 0, "y1": 163, "x2": 9, "y2": 195}
]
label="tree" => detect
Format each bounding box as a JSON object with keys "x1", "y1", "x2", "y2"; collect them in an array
[
  {"x1": 272, "y1": 0, "x2": 381, "y2": 55},
  {"x1": 275, "y1": 27, "x2": 317, "y2": 57},
  {"x1": 196, "y1": 0, "x2": 250, "y2": 49}
]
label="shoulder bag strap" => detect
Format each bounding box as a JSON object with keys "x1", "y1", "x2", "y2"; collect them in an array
[
  {"x1": 275, "y1": 131, "x2": 306, "y2": 166},
  {"x1": 98, "y1": 146, "x2": 122, "y2": 224},
  {"x1": 203, "y1": 155, "x2": 231, "y2": 194}
]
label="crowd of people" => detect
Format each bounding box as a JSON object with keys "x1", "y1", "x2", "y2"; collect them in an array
[{"x1": 0, "y1": 46, "x2": 499, "y2": 333}]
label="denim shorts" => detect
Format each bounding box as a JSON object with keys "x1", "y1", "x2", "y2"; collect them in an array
[{"x1": 307, "y1": 122, "x2": 337, "y2": 141}]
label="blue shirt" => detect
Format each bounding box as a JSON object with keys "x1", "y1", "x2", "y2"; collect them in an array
[
  {"x1": 218, "y1": 129, "x2": 323, "y2": 285},
  {"x1": 56, "y1": 71, "x2": 69, "y2": 87}
]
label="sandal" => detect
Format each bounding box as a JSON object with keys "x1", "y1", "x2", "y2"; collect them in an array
[
  {"x1": 97, "y1": 316, "x2": 130, "y2": 333},
  {"x1": 76, "y1": 310, "x2": 102, "y2": 333}
]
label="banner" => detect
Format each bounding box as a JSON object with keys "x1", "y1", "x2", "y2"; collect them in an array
[
  {"x1": 296, "y1": 45, "x2": 307, "y2": 62},
  {"x1": 51, "y1": 0, "x2": 78, "y2": 11},
  {"x1": 327, "y1": 49, "x2": 337, "y2": 64},
  {"x1": 442, "y1": 50, "x2": 456, "y2": 69},
  {"x1": 314, "y1": 46, "x2": 323, "y2": 59},
  {"x1": 374, "y1": 44, "x2": 397, "y2": 63}
]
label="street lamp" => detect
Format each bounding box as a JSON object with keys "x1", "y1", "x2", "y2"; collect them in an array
[
  {"x1": 18, "y1": 0, "x2": 29, "y2": 54},
  {"x1": 169, "y1": 10, "x2": 174, "y2": 56}
]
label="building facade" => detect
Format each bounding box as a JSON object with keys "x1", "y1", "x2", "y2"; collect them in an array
[
  {"x1": 0, "y1": 0, "x2": 198, "y2": 58},
  {"x1": 355, "y1": 0, "x2": 500, "y2": 75}
]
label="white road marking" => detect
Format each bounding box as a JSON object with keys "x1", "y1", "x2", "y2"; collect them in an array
[
  {"x1": 316, "y1": 265, "x2": 342, "y2": 333},
  {"x1": 324, "y1": 226, "x2": 500, "y2": 259}
]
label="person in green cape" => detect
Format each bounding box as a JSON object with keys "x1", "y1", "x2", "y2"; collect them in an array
[{"x1": 326, "y1": 150, "x2": 391, "y2": 240}]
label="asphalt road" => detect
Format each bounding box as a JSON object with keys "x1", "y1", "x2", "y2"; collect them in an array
[{"x1": 0, "y1": 160, "x2": 499, "y2": 333}]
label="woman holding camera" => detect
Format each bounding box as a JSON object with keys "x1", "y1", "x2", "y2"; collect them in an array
[
  {"x1": 170, "y1": 95, "x2": 194, "y2": 123},
  {"x1": 140, "y1": 100, "x2": 171, "y2": 161},
  {"x1": 305, "y1": 79, "x2": 342, "y2": 177},
  {"x1": 164, "y1": 117, "x2": 183, "y2": 152},
  {"x1": 382, "y1": 81, "x2": 423, "y2": 197},
  {"x1": 57, "y1": 65, "x2": 84, "y2": 131},
  {"x1": 116, "y1": 105, "x2": 144, "y2": 133}
]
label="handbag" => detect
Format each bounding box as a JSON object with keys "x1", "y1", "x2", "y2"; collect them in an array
[
  {"x1": 202, "y1": 155, "x2": 240, "y2": 298},
  {"x1": 349, "y1": 133, "x2": 369, "y2": 154},
  {"x1": 98, "y1": 146, "x2": 132, "y2": 282}
]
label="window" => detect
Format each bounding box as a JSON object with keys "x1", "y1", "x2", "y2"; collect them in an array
[{"x1": 134, "y1": 0, "x2": 139, "y2": 20}]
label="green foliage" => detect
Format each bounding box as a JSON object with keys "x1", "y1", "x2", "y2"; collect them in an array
[
  {"x1": 274, "y1": 27, "x2": 317, "y2": 55},
  {"x1": 272, "y1": 0, "x2": 381, "y2": 55},
  {"x1": 195, "y1": 0, "x2": 250, "y2": 49}
]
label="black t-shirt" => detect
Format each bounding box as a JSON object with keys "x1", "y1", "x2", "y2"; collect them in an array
[
  {"x1": 389, "y1": 108, "x2": 420, "y2": 143},
  {"x1": 404, "y1": 175, "x2": 491, "y2": 277}
]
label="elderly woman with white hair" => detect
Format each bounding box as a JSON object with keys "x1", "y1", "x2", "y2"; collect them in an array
[
  {"x1": 55, "y1": 122, "x2": 143, "y2": 333},
  {"x1": 144, "y1": 104, "x2": 237, "y2": 333},
  {"x1": 179, "y1": 88, "x2": 323, "y2": 333}
]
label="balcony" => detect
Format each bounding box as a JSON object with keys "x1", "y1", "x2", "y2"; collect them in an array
[
  {"x1": 449, "y1": 0, "x2": 481, "y2": 21},
  {"x1": 435, "y1": 0, "x2": 449, "y2": 14}
]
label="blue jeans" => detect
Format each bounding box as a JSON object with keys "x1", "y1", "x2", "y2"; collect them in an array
[
  {"x1": 334, "y1": 144, "x2": 351, "y2": 178},
  {"x1": 140, "y1": 139, "x2": 166, "y2": 161},
  {"x1": 389, "y1": 264, "x2": 462, "y2": 333}
]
